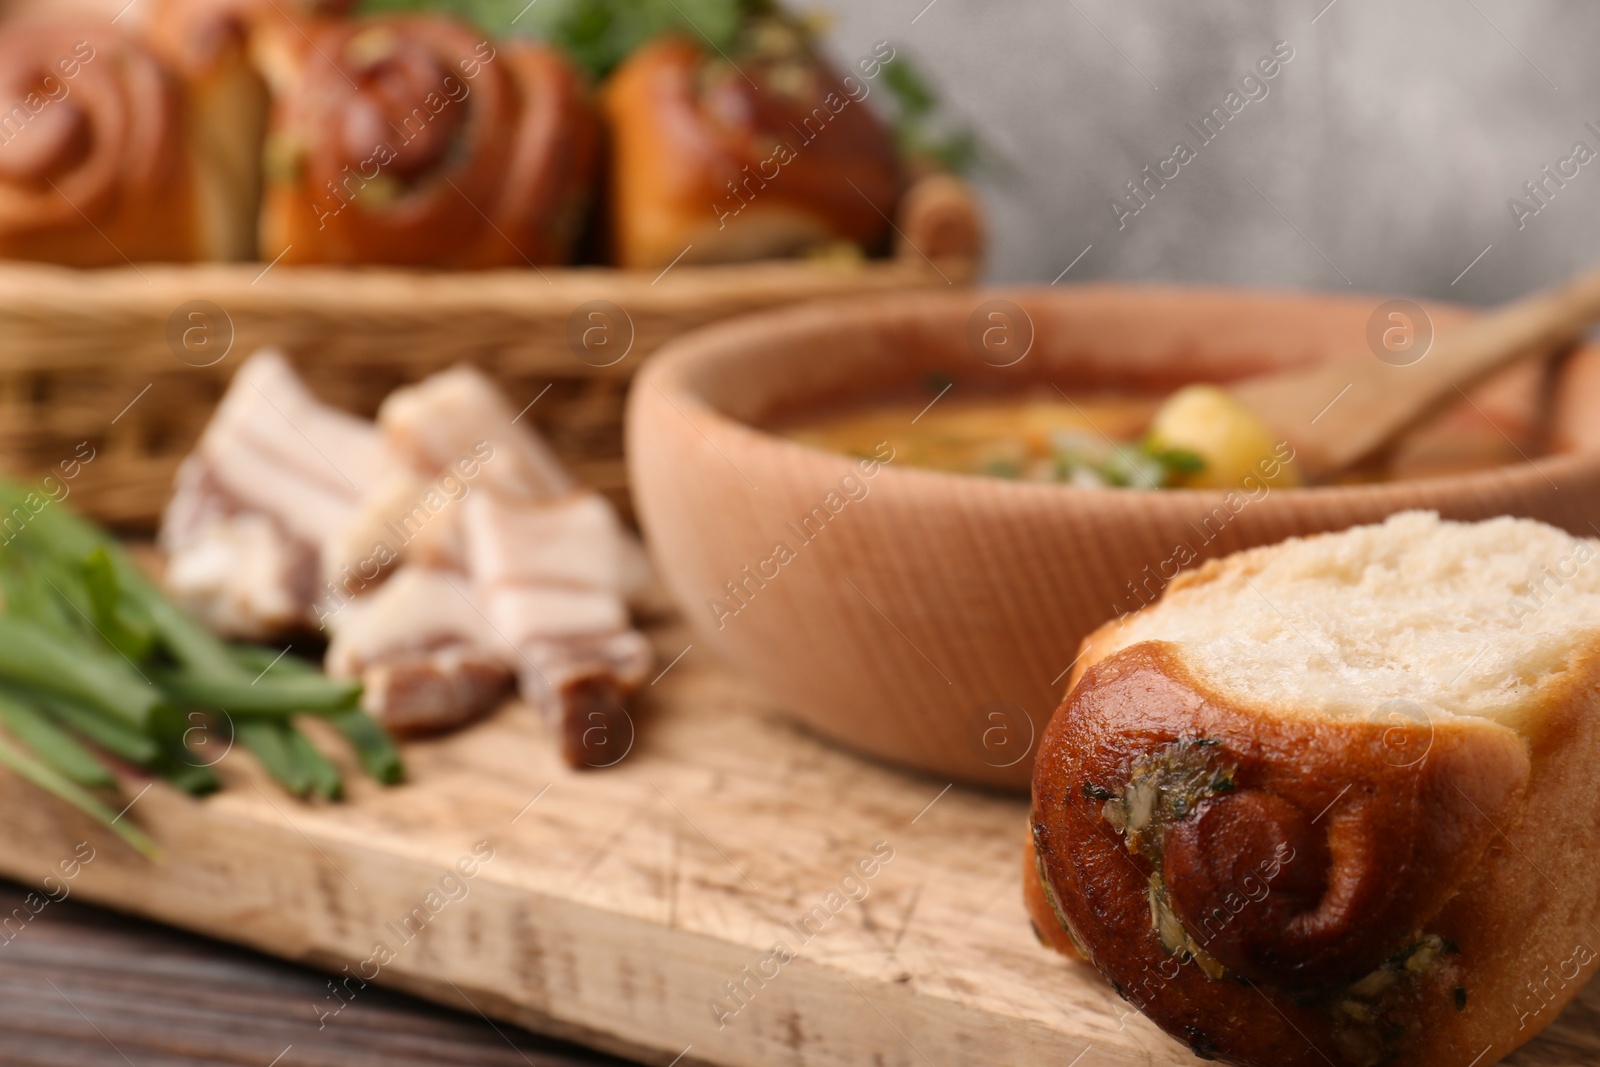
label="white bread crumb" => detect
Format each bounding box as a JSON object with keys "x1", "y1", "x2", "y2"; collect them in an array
[{"x1": 1094, "y1": 511, "x2": 1600, "y2": 727}]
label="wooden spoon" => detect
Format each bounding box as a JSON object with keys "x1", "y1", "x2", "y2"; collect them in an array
[{"x1": 1226, "y1": 263, "x2": 1600, "y2": 481}]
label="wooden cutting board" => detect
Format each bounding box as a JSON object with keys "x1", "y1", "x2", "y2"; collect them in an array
[{"x1": 0, "y1": 623, "x2": 1593, "y2": 1067}]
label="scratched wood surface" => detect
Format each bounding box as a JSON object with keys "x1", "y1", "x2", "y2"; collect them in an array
[
  {"x1": 0, "y1": 623, "x2": 1593, "y2": 1067},
  {"x1": 0, "y1": 880, "x2": 632, "y2": 1066}
]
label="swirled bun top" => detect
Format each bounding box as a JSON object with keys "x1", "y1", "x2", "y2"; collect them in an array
[
  {"x1": 0, "y1": 20, "x2": 200, "y2": 264},
  {"x1": 1086, "y1": 510, "x2": 1600, "y2": 727}
]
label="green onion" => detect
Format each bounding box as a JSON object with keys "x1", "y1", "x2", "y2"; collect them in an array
[
  {"x1": 0, "y1": 553, "x2": 77, "y2": 638},
  {"x1": 152, "y1": 669, "x2": 362, "y2": 717},
  {"x1": 0, "y1": 476, "x2": 403, "y2": 854},
  {"x1": 0, "y1": 482, "x2": 238, "y2": 680},
  {"x1": 0, "y1": 732, "x2": 159, "y2": 859},
  {"x1": 237, "y1": 720, "x2": 312, "y2": 797},
  {"x1": 32, "y1": 692, "x2": 161, "y2": 765},
  {"x1": 229, "y1": 643, "x2": 320, "y2": 678},
  {"x1": 331, "y1": 708, "x2": 404, "y2": 785},
  {"x1": 288, "y1": 729, "x2": 344, "y2": 801},
  {"x1": 82, "y1": 548, "x2": 156, "y2": 662},
  {"x1": 0, "y1": 689, "x2": 115, "y2": 789},
  {"x1": 144, "y1": 704, "x2": 226, "y2": 798},
  {"x1": 0, "y1": 617, "x2": 162, "y2": 728},
  {"x1": 159, "y1": 761, "x2": 222, "y2": 796}
]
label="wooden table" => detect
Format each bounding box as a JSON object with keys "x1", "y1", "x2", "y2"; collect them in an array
[{"x1": 0, "y1": 879, "x2": 636, "y2": 1066}]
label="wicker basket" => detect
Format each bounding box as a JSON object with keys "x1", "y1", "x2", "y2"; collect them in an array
[{"x1": 0, "y1": 175, "x2": 980, "y2": 528}]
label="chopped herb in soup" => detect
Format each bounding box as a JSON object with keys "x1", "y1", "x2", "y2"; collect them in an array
[
  {"x1": 782, "y1": 375, "x2": 1544, "y2": 491},
  {"x1": 783, "y1": 385, "x2": 1298, "y2": 490}
]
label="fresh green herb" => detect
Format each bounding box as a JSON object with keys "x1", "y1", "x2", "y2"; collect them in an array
[
  {"x1": 161, "y1": 762, "x2": 223, "y2": 797},
  {"x1": 0, "y1": 616, "x2": 160, "y2": 729},
  {"x1": 0, "y1": 689, "x2": 115, "y2": 789},
  {"x1": 1099, "y1": 446, "x2": 1168, "y2": 490},
  {"x1": 289, "y1": 729, "x2": 346, "y2": 802},
  {"x1": 1146, "y1": 446, "x2": 1206, "y2": 476},
  {"x1": 33, "y1": 692, "x2": 161, "y2": 765},
  {"x1": 0, "y1": 477, "x2": 402, "y2": 856},
  {"x1": 331, "y1": 708, "x2": 406, "y2": 786},
  {"x1": 151, "y1": 669, "x2": 363, "y2": 717},
  {"x1": 237, "y1": 720, "x2": 314, "y2": 798},
  {"x1": 984, "y1": 458, "x2": 1023, "y2": 480},
  {"x1": 880, "y1": 54, "x2": 981, "y2": 175},
  {"x1": 138, "y1": 706, "x2": 219, "y2": 798},
  {"x1": 357, "y1": 0, "x2": 768, "y2": 79},
  {"x1": 82, "y1": 548, "x2": 156, "y2": 662},
  {"x1": 229, "y1": 642, "x2": 319, "y2": 678},
  {"x1": 0, "y1": 731, "x2": 157, "y2": 858},
  {"x1": 1045, "y1": 432, "x2": 1210, "y2": 490},
  {"x1": 882, "y1": 53, "x2": 936, "y2": 116}
]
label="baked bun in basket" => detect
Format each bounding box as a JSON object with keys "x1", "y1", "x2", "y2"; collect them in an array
[
  {"x1": 601, "y1": 19, "x2": 901, "y2": 269},
  {"x1": 1028, "y1": 511, "x2": 1600, "y2": 1067},
  {"x1": 0, "y1": 20, "x2": 215, "y2": 264},
  {"x1": 256, "y1": 13, "x2": 598, "y2": 267}
]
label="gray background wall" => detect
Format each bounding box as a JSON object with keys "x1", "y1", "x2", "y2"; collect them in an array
[{"x1": 818, "y1": 0, "x2": 1599, "y2": 304}]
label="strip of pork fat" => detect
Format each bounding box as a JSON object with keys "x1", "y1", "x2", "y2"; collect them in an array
[
  {"x1": 324, "y1": 567, "x2": 513, "y2": 736},
  {"x1": 331, "y1": 365, "x2": 573, "y2": 578},
  {"x1": 462, "y1": 490, "x2": 652, "y2": 767},
  {"x1": 201, "y1": 349, "x2": 390, "y2": 537},
  {"x1": 162, "y1": 351, "x2": 388, "y2": 637},
  {"x1": 378, "y1": 365, "x2": 575, "y2": 500},
  {"x1": 161, "y1": 458, "x2": 317, "y2": 638},
  {"x1": 164, "y1": 353, "x2": 654, "y2": 764}
]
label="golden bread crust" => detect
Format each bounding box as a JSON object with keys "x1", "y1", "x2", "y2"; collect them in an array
[
  {"x1": 258, "y1": 15, "x2": 598, "y2": 268},
  {"x1": 1028, "y1": 636, "x2": 1600, "y2": 1067},
  {"x1": 600, "y1": 35, "x2": 900, "y2": 270},
  {"x1": 0, "y1": 21, "x2": 201, "y2": 265},
  {"x1": 1021, "y1": 832, "x2": 1085, "y2": 959}
]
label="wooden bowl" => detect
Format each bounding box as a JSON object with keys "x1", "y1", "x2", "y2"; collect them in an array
[{"x1": 627, "y1": 286, "x2": 1600, "y2": 790}]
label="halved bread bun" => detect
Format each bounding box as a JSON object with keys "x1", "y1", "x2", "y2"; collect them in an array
[{"x1": 1029, "y1": 511, "x2": 1600, "y2": 1067}]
